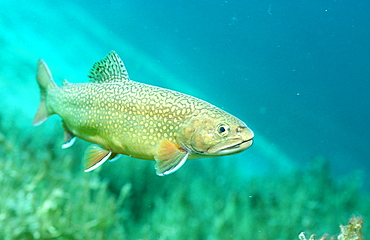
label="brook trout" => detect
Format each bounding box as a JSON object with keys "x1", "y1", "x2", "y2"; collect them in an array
[{"x1": 33, "y1": 51, "x2": 254, "y2": 176}]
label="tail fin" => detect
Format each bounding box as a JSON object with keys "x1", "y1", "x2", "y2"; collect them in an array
[{"x1": 32, "y1": 59, "x2": 57, "y2": 126}]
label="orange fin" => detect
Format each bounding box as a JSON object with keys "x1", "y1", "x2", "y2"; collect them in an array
[
  {"x1": 154, "y1": 139, "x2": 189, "y2": 176},
  {"x1": 84, "y1": 145, "x2": 112, "y2": 172}
]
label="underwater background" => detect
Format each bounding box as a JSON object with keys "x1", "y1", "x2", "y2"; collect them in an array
[{"x1": 0, "y1": 0, "x2": 369, "y2": 239}]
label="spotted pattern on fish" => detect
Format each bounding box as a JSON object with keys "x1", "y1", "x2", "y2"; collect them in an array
[{"x1": 33, "y1": 51, "x2": 254, "y2": 176}]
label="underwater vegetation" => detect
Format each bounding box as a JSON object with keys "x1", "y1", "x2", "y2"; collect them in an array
[
  {"x1": 0, "y1": 109, "x2": 369, "y2": 240},
  {"x1": 299, "y1": 216, "x2": 363, "y2": 240},
  {"x1": 0, "y1": 112, "x2": 130, "y2": 239}
]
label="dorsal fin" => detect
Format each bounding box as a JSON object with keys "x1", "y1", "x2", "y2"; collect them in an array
[{"x1": 88, "y1": 51, "x2": 130, "y2": 83}]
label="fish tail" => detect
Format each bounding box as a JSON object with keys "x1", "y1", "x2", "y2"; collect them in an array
[{"x1": 32, "y1": 59, "x2": 57, "y2": 126}]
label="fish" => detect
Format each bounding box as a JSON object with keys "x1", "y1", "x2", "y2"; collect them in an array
[{"x1": 33, "y1": 51, "x2": 254, "y2": 176}]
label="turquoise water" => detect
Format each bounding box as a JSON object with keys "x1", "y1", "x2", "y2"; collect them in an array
[
  {"x1": 1, "y1": 0, "x2": 369, "y2": 239},
  {"x1": 3, "y1": 0, "x2": 369, "y2": 180}
]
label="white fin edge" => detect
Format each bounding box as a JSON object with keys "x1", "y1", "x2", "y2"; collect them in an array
[
  {"x1": 156, "y1": 152, "x2": 189, "y2": 176},
  {"x1": 84, "y1": 151, "x2": 112, "y2": 172},
  {"x1": 108, "y1": 154, "x2": 122, "y2": 162},
  {"x1": 62, "y1": 137, "x2": 76, "y2": 149}
]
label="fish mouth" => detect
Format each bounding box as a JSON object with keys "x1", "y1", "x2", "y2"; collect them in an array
[{"x1": 207, "y1": 138, "x2": 254, "y2": 156}]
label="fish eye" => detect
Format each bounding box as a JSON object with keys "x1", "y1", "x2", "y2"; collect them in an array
[{"x1": 216, "y1": 124, "x2": 230, "y2": 136}]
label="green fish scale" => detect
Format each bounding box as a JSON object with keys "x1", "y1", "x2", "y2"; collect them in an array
[{"x1": 47, "y1": 80, "x2": 220, "y2": 158}]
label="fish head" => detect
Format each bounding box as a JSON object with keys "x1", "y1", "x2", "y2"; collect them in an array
[{"x1": 178, "y1": 111, "x2": 254, "y2": 157}]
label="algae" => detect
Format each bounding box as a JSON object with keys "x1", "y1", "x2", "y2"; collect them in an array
[
  {"x1": 102, "y1": 152, "x2": 370, "y2": 239},
  {"x1": 0, "y1": 113, "x2": 130, "y2": 240},
  {"x1": 299, "y1": 216, "x2": 364, "y2": 240}
]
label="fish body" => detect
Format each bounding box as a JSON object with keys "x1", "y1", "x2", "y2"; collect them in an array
[{"x1": 33, "y1": 51, "x2": 254, "y2": 175}]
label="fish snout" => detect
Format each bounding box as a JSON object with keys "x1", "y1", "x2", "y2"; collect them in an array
[
  {"x1": 237, "y1": 126, "x2": 254, "y2": 142},
  {"x1": 227, "y1": 125, "x2": 254, "y2": 153},
  {"x1": 206, "y1": 126, "x2": 254, "y2": 156}
]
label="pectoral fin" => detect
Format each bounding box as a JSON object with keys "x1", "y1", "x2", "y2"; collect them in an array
[
  {"x1": 84, "y1": 145, "x2": 112, "y2": 172},
  {"x1": 154, "y1": 139, "x2": 189, "y2": 176}
]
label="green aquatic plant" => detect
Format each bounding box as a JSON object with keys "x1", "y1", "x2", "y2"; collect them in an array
[
  {"x1": 299, "y1": 216, "x2": 364, "y2": 240},
  {"x1": 104, "y1": 155, "x2": 369, "y2": 239},
  {"x1": 0, "y1": 113, "x2": 130, "y2": 240}
]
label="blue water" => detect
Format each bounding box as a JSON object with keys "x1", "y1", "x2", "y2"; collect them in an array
[
  {"x1": 1, "y1": 1, "x2": 370, "y2": 238},
  {"x1": 76, "y1": 0, "x2": 370, "y2": 181},
  {"x1": 1, "y1": 0, "x2": 369, "y2": 184}
]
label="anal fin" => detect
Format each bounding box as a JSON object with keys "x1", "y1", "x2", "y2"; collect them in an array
[
  {"x1": 84, "y1": 145, "x2": 112, "y2": 172},
  {"x1": 62, "y1": 122, "x2": 76, "y2": 149},
  {"x1": 154, "y1": 139, "x2": 189, "y2": 176}
]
